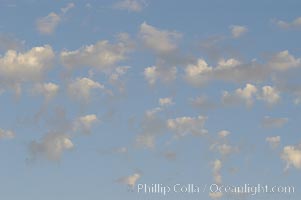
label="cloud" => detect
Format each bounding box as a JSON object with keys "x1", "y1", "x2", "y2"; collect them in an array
[
  {"x1": 218, "y1": 130, "x2": 231, "y2": 138},
  {"x1": 67, "y1": 77, "x2": 104, "y2": 102},
  {"x1": 113, "y1": 0, "x2": 146, "y2": 12},
  {"x1": 184, "y1": 51, "x2": 301, "y2": 86},
  {"x1": 139, "y1": 22, "x2": 182, "y2": 55},
  {"x1": 36, "y1": 3, "x2": 75, "y2": 35},
  {"x1": 0, "y1": 34, "x2": 24, "y2": 52},
  {"x1": 73, "y1": 114, "x2": 98, "y2": 134},
  {"x1": 222, "y1": 84, "x2": 258, "y2": 107},
  {"x1": 212, "y1": 159, "x2": 222, "y2": 184},
  {"x1": 159, "y1": 97, "x2": 174, "y2": 107},
  {"x1": 281, "y1": 145, "x2": 301, "y2": 170},
  {"x1": 144, "y1": 65, "x2": 177, "y2": 85},
  {"x1": 135, "y1": 134, "x2": 156, "y2": 149},
  {"x1": 230, "y1": 25, "x2": 248, "y2": 38},
  {"x1": 268, "y1": 50, "x2": 301, "y2": 70},
  {"x1": 117, "y1": 173, "x2": 141, "y2": 189},
  {"x1": 135, "y1": 108, "x2": 166, "y2": 149},
  {"x1": 222, "y1": 84, "x2": 281, "y2": 107},
  {"x1": 61, "y1": 39, "x2": 133, "y2": 72},
  {"x1": 275, "y1": 17, "x2": 301, "y2": 29},
  {"x1": 266, "y1": 136, "x2": 280, "y2": 148},
  {"x1": 0, "y1": 129, "x2": 15, "y2": 139},
  {"x1": 30, "y1": 132, "x2": 74, "y2": 161},
  {"x1": 109, "y1": 66, "x2": 131, "y2": 92},
  {"x1": 167, "y1": 115, "x2": 208, "y2": 138},
  {"x1": 190, "y1": 95, "x2": 217, "y2": 111},
  {"x1": 32, "y1": 82, "x2": 59, "y2": 101},
  {"x1": 262, "y1": 116, "x2": 288, "y2": 128},
  {"x1": 258, "y1": 86, "x2": 280, "y2": 106},
  {"x1": 0, "y1": 45, "x2": 55, "y2": 94}
]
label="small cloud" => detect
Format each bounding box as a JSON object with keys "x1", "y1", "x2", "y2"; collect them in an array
[
  {"x1": 275, "y1": 17, "x2": 301, "y2": 29},
  {"x1": 159, "y1": 97, "x2": 174, "y2": 107},
  {"x1": 116, "y1": 173, "x2": 141, "y2": 189},
  {"x1": 113, "y1": 0, "x2": 146, "y2": 12},
  {"x1": 230, "y1": 25, "x2": 248, "y2": 38},
  {"x1": 0, "y1": 129, "x2": 15, "y2": 139},
  {"x1": 36, "y1": 3, "x2": 75, "y2": 35},
  {"x1": 281, "y1": 145, "x2": 301, "y2": 170},
  {"x1": 266, "y1": 136, "x2": 280, "y2": 149},
  {"x1": 262, "y1": 116, "x2": 288, "y2": 128}
]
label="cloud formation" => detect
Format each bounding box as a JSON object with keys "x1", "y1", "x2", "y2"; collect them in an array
[
  {"x1": 275, "y1": 17, "x2": 301, "y2": 29},
  {"x1": 113, "y1": 0, "x2": 146, "y2": 12},
  {"x1": 230, "y1": 25, "x2": 248, "y2": 38}
]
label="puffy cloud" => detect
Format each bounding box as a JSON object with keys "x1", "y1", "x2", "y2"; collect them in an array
[
  {"x1": 262, "y1": 116, "x2": 288, "y2": 128},
  {"x1": 144, "y1": 65, "x2": 177, "y2": 85},
  {"x1": 0, "y1": 33, "x2": 24, "y2": 52},
  {"x1": 230, "y1": 25, "x2": 248, "y2": 38},
  {"x1": 30, "y1": 132, "x2": 74, "y2": 161},
  {"x1": 36, "y1": 3, "x2": 75, "y2": 35},
  {"x1": 266, "y1": 136, "x2": 281, "y2": 148},
  {"x1": 67, "y1": 77, "x2": 104, "y2": 102},
  {"x1": 113, "y1": 0, "x2": 146, "y2": 12},
  {"x1": 167, "y1": 115, "x2": 208, "y2": 137},
  {"x1": 190, "y1": 95, "x2": 216, "y2": 111},
  {"x1": 32, "y1": 82, "x2": 59, "y2": 101},
  {"x1": 222, "y1": 84, "x2": 257, "y2": 107},
  {"x1": 159, "y1": 97, "x2": 174, "y2": 107},
  {"x1": 258, "y1": 86, "x2": 280, "y2": 106},
  {"x1": 216, "y1": 144, "x2": 238, "y2": 156},
  {"x1": 0, "y1": 45, "x2": 54, "y2": 93},
  {"x1": 109, "y1": 66, "x2": 131, "y2": 91},
  {"x1": 61, "y1": 40, "x2": 132, "y2": 72},
  {"x1": 218, "y1": 130, "x2": 231, "y2": 138},
  {"x1": 139, "y1": 22, "x2": 182, "y2": 54},
  {"x1": 185, "y1": 51, "x2": 301, "y2": 86},
  {"x1": 73, "y1": 114, "x2": 98, "y2": 134},
  {"x1": 135, "y1": 134, "x2": 156, "y2": 149},
  {"x1": 275, "y1": 17, "x2": 301, "y2": 29},
  {"x1": 268, "y1": 50, "x2": 301, "y2": 70},
  {"x1": 117, "y1": 173, "x2": 141, "y2": 189},
  {"x1": 209, "y1": 191, "x2": 223, "y2": 199},
  {"x1": 0, "y1": 129, "x2": 15, "y2": 139},
  {"x1": 212, "y1": 159, "x2": 222, "y2": 184},
  {"x1": 281, "y1": 145, "x2": 301, "y2": 170}
]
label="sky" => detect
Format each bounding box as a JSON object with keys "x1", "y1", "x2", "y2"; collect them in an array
[{"x1": 0, "y1": 0, "x2": 301, "y2": 199}]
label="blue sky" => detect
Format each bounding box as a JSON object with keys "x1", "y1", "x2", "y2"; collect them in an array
[{"x1": 0, "y1": 0, "x2": 301, "y2": 199}]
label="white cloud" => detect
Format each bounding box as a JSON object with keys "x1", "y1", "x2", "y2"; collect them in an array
[
  {"x1": 218, "y1": 130, "x2": 231, "y2": 138},
  {"x1": 159, "y1": 97, "x2": 174, "y2": 107},
  {"x1": 32, "y1": 82, "x2": 59, "y2": 101},
  {"x1": 139, "y1": 22, "x2": 182, "y2": 54},
  {"x1": 113, "y1": 0, "x2": 146, "y2": 12},
  {"x1": 30, "y1": 132, "x2": 74, "y2": 161},
  {"x1": 36, "y1": 12, "x2": 61, "y2": 35},
  {"x1": 209, "y1": 192, "x2": 223, "y2": 199},
  {"x1": 262, "y1": 116, "x2": 288, "y2": 128},
  {"x1": 185, "y1": 51, "x2": 301, "y2": 86},
  {"x1": 230, "y1": 25, "x2": 248, "y2": 38},
  {"x1": 216, "y1": 144, "x2": 238, "y2": 156},
  {"x1": 212, "y1": 159, "x2": 222, "y2": 184},
  {"x1": 0, "y1": 45, "x2": 54, "y2": 93},
  {"x1": 73, "y1": 114, "x2": 98, "y2": 134},
  {"x1": 36, "y1": 3, "x2": 75, "y2": 35},
  {"x1": 276, "y1": 17, "x2": 301, "y2": 29},
  {"x1": 190, "y1": 95, "x2": 216, "y2": 110},
  {"x1": 266, "y1": 136, "x2": 281, "y2": 148},
  {"x1": 268, "y1": 50, "x2": 301, "y2": 70},
  {"x1": 222, "y1": 84, "x2": 258, "y2": 107},
  {"x1": 135, "y1": 134, "x2": 155, "y2": 149},
  {"x1": 258, "y1": 86, "x2": 280, "y2": 106},
  {"x1": 61, "y1": 40, "x2": 132, "y2": 72},
  {"x1": 167, "y1": 115, "x2": 208, "y2": 137},
  {"x1": 0, "y1": 129, "x2": 15, "y2": 139},
  {"x1": 281, "y1": 145, "x2": 301, "y2": 170},
  {"x1": 144, "y1": 65, "x2": 177, "y2": 85},
  {"x1": 117, "y1": 173, "x2": 141, "y2": 189},
  {"x1": 68, "y1": 77, "x2": 104, "y2": 102}
]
